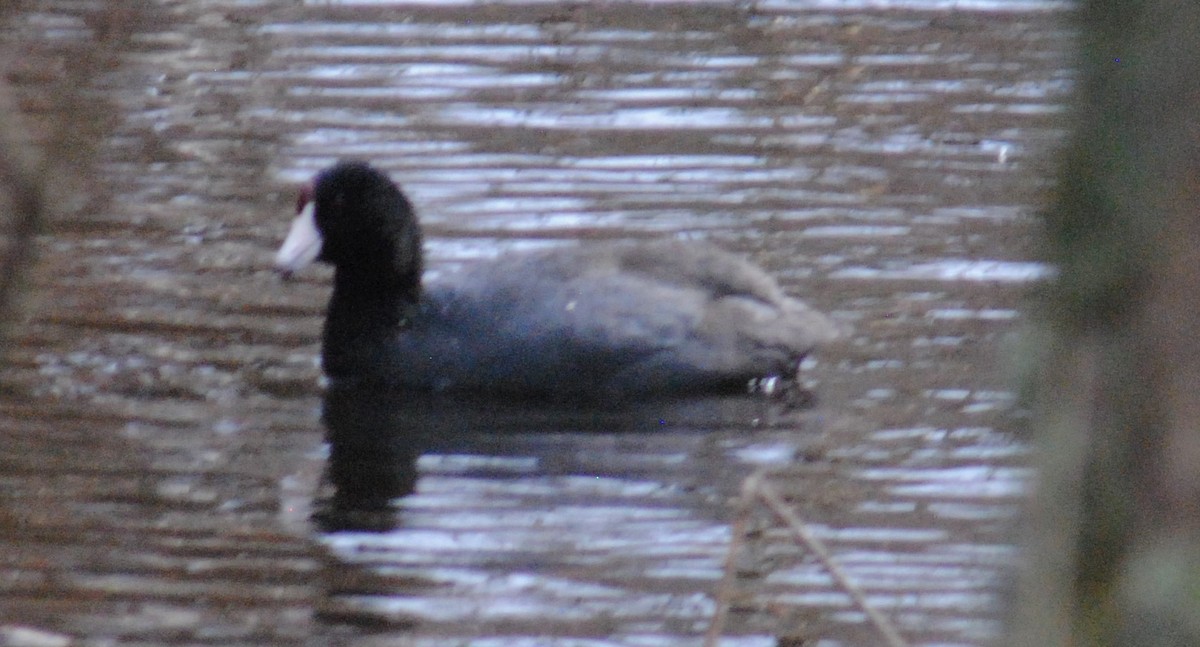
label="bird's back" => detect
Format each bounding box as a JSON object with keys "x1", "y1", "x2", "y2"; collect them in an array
[{"x1": 379, "y1": 241, "x2": 839, "y2": 399}]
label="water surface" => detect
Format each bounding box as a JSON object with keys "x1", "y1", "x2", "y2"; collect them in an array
[{"x1": 0, "y1": 1, "x2": 1071, "y2": 645}]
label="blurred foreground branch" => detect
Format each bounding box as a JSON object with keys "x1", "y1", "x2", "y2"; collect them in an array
[
  {"x1": 0, "y1": 81, "x2": 48, "y2": 344},
  {"x1": 0, "y1": 3, "x2": 133, "y2": 349},
  {"x1": 1012, "y1": 1, "x2": 1200, "y2": 645}
]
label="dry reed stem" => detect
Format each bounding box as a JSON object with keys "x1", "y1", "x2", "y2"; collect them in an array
[{"x1": 706, "y1": 469, "x2": 911, "y2": 647}]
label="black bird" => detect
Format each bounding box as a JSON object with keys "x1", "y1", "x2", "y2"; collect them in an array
[{"x1": 276, "y1": 161, "x2": 840, "y2": 401}]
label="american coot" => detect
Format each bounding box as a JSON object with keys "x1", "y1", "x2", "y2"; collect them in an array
[{"x1": 276, "y1": 160, "x2": 840, "y2": 400}]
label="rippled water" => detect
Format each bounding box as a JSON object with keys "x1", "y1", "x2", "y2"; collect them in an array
[{"x1": 0, "y1": 1, "x2": 1071, "y2": 646}]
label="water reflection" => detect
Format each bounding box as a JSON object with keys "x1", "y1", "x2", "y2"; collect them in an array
[
  {"x1": 311, "y1": 383, "x2": 820, "y2": 638},
  {"x1": 315, "y1": 380, "x2": 815, "y2": 532}
]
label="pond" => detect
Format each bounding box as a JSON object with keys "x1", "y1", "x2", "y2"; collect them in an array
[{"x1": 0, "y1": 1, "x2": 1071, "y2": 645}]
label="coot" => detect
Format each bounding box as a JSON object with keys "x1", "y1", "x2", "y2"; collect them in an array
[{"x1": 276, "y1": 161, "x2": 840, "y2": 399}]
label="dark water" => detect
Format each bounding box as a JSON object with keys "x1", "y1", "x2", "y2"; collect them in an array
[{"x1": 0, "y1": 1, "x2": 1071, "y2": 645}]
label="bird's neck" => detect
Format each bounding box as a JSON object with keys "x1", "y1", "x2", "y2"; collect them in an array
[{"x1": 322, "y1": 269, "x2": 421, "y2": 378}]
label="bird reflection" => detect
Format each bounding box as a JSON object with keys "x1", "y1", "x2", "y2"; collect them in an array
[
  {"x1": 313, "y1": 378, "x2": 816, "y2": 532},
  {"x1": 315, "y1": 381, "x2": 424, "y2": 530}
]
